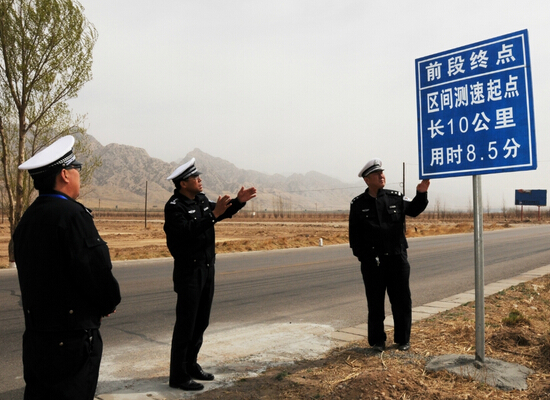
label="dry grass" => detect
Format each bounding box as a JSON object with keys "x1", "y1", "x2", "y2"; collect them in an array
[{"x1": 196, "y1": 276, "x2": 550, "y2": 399}]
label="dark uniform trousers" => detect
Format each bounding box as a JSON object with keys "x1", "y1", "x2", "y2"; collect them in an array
[
  {"x1": 22, "y1": 328, "x2": 102, "y2": 400},
  {"x1": 361, "y1": 253, "x2": 412, "y2": 346},
  {"x1": 169, "y1": 264, "x2": 215, "y2": 384}
]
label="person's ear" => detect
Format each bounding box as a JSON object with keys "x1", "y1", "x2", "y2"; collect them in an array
[{"x1": 60, "y1": 169, "x2": 70, "y2": 183}]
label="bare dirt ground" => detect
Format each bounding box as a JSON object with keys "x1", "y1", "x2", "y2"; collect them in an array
[
  {"x1": 0, "y1": 214, "x2": 514, "y2": 265},
  {"x1": 3, "y1": 215, "x2": 550, "y2": 398}
]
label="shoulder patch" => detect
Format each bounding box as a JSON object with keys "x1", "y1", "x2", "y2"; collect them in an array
[
  {"x1": 350, "y1": 194, "x2": 363, "y2": 204},
  {"x1": 197, "y1": 193, "x2": 211, "y2": 203}
]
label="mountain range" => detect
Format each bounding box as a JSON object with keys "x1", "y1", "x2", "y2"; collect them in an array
[{"x1": 80, "y1": 135, "x2": 361, "y2": 212}]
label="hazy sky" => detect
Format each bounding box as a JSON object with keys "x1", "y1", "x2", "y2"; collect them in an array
[{"x1": 69, "y1": 0, "x2": 550, "y2": 211}]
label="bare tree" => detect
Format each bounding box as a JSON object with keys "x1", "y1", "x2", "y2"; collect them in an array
[
  {"x1": 434, "y1": 197, "x2": 441, "y2": 220},
  {"x1": 273, "y1": 195, "x2": 284, "y2": 219}
]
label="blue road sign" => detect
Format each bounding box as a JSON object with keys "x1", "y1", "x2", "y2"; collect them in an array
[
  {"x1": 416, "y1": 30, "x2": 536, "y2": 179},
  {"x1": 515, "y1": 189, "x2": 547, "y2": 206}
]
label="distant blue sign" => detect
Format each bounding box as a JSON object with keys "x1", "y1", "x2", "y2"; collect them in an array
[
  {"x1": 515, "y1": 189, "x2": 547, "y2": 206},
  {"x1": 416, "y1": 30, "x2": 536, "y2": 179}
]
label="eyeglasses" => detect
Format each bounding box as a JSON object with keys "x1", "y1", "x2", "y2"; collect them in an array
[{"x1": 65, "y1": 164, "x2": 82, "y2": 172}]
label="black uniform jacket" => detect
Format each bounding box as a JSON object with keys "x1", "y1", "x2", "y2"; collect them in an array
[
  {"x1": 349, "y1": 188, "x2": 428, "y2": 262},
  {"x1": 13, "y1": 191, "x2": 121, "y2": 332},
  {"x1": 163, "y1": 190, "x2": 245, "y2": 290}
]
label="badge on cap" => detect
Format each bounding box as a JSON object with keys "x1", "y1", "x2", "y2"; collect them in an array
[
  {"x1": 166, "y1": 158, "x2": 202, "y2": 181},
  {"x1": 358, "y1": 158, "x2": 384, "y2": 178},
  {"x1": 18, "y1": 136, "x2": 81, "y2": 177}
]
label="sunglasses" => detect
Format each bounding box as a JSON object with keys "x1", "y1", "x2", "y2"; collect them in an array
[{"x1": 65, "y1": 164, "x2": 82, "y2": 172}]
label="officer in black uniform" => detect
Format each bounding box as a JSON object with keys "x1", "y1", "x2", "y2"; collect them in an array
[
  {"x1": 164, "y1": 158, "x2": 256, "y2": 391},
  {"x1": 14, "y1": 136, "x2": 121, "y2": 400},
  {"x1": 349, "y1": 158, "x2": 429, "y2": 352}
]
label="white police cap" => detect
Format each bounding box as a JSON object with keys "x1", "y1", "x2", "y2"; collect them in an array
[
  {"x1": 18, "y1": 135, "x2": 81, "y2": 177},
  {"x1": 358, "y1": 158, "x2": 384, "y2": 178},
  {"x1": 166, "y1": 158, "x2": 202, "y2": 181}
]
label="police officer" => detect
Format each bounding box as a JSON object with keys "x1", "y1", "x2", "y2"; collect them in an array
[
  {"x1": 164, "y1": 158, "x2": 256, "y2": 391},
  {"x1": 349, "y1": 158, "x2": 429, "y2": 352},
  {"x1": 14, "y1": 136, "x2": 121, "y2": 400}
]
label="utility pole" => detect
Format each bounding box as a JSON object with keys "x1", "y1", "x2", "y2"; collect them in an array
[
  {"x1": 144, "y1": 181, "x2": 148, "y2": 229},
  {"x1": 403, "y1": 162, "x2": 406, "y2": 232}
]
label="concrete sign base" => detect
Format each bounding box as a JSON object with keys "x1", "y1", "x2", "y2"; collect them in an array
[{"x1": 426, "y1": 354, "x2": 533, "y2": 391}]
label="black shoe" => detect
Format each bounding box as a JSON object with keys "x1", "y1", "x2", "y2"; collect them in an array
[
  {"x1": 397, "y1": 342, "x2": 410, "y2": 351},
  {"x1": 169, "y1": 379, "x2": 204, "y2": 391},
  {"x1": 189, "y1": 364, "x2": 215, "y2": 381},
  {"x1": 371, "y1": 342, "x2": 385, "y2": 352}
]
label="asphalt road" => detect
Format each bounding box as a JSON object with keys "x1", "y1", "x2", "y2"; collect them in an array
[{"x1": 1, "y1": 224, "x2": 550, "y2": 398}]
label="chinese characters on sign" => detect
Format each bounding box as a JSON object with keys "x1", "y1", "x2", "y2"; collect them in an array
[{"x1": 416, "y1": 30, "x2": 536, "y2": 179}]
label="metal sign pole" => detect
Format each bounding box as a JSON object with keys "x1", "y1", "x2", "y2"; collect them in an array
[{"x1": 473, "y1": 175, "x2": 485, "y2": 363}]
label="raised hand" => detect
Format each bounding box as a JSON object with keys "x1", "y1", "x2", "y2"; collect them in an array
[
  {"x1": 212, "y1": 194, "x2": 232, "y2": 218},
  {"x1": 417, "y1": 179, "x2": 430, "y2": 193},
  {"x1": 237, "y1": 186, "x2": 257, "y2": 203}
]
